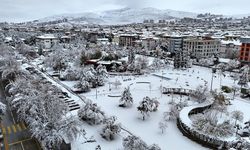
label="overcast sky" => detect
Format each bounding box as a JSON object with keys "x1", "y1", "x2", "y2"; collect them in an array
[{"x1": 0, "y1": 0, "x2": 249, "y2": 22}]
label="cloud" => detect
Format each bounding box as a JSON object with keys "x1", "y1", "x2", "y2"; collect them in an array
[
  {"x1": 0, "y1": 0, "x2": 249, "y2": 22},
  {"x1": 113, "y1": 0, "x2": 149, "y2": 8}
]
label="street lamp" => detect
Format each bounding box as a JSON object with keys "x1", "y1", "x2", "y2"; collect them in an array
[{"x1": 210, "y1": 68, "x2": 216, "y2": 92}]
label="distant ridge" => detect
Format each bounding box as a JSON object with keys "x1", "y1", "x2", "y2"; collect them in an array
[{"x1": 35, "y1": 7, "x2": 198, "y2": 25}]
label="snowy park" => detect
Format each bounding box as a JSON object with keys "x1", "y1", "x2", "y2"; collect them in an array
[
  {"x1": 57, "y1": 65, "x2": 250, "y2": 150},
  {"x1": 1, "y1": 41, "x2": 249, "y2": 150}
]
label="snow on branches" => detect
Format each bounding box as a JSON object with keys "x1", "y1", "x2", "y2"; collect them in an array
[
  {"x1": 100, "y1": 116, "x2": 121, "y2": 141},
  {"x1": 192, "y1": 110, "x2": 235, "y2": 138},
  {"x1": 78, "y1": 100, "x2": 106, "y2": 125},
  {"x1": 119, "y1": 87, "x2": 133, "y2": 107},
  {"x1": 123, "y1": 135, "x2": 161, "y2": 150},
  {"x1": 137, "y1": 96, "x2": 159, "y2": 120}
]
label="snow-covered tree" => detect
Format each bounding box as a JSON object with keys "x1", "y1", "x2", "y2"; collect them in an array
[
  {"x1": 226, "y1": 60, "x2": 240, "y2": 71},
  {"x1": 119, "y1": 88, "x2": 133, "y2": 107},
  {"x1": 148, "y1": 144, "x2": 161, "y2": 150},
  {"x1": 137, "y1": 96, "x2": 159, "y2": 120},
  {"x1": 230, "y1": 139, "x2": 250, "y2": 150},
  {"x1": 5, "y1": 71, "x2": 84, "y2": 150},
  {"x1": 44, "y1": 46, "x2": 68, "y2": 72},
  {"x1": 150, "y1": 58, "x2": 165, "y2": 71},
  {"x1": 60, "y1": 68, "x2": 79, "y2": 81},
  {"x1": 238, "y1": 65, "x2": 249, "y2": 88},
  {"x1": 78, "y1": 100, "x2": 105, "y2": 125},
  {"x1": 128, "y1": 48, "x2": 135, "y2": 64},
  {"x1": 231, "y1": 110, "x2": 244, "y2": 126},
  {"x1": 158, "y1": 121, "x2": 168, "y2": 134},
  {"x1": 123, "y1": 135, "x2": 148, "y2": 150},
  {"x1": 0, "y1": 102, "x2": 6, "y2": 120},
  {"x1": 134, "y1": 63, "x2": 142, "y2": 74},
  {"x1": 16, "y1": 42, "x2": 38, "y2": 59},
  {"x1": 74, "y1": 78, "x2": 90, "y2": 92},
  {"x1": 136, "y1": 56, "x2": 149, "y2": 69},
  {"x1": 137, "y1": 98, "x2": 151, "y2": 120},
  {"x1": 81, "y1": 67, "x2": 98, "y2": 88},
  {"x1": 192, "y1": 85, "x2": 209, "y2": 103},
  {"x1": 192, "y1": 112, "x2": 235, "y2": 138},
  {"x1": 0, "y1": 56, "x2": 29, "y2": 81},
  {"x1": 96, "y1": 64, "x2": 108, "y2": 86},
  {"x1": 163, "y1": 104, "x2": 179, "y2": 121},
  {"x1": 100, "y1": 116, "x2": 121, "y2": 141},
  {"x1": 127, "y1": 63, "x2": 136, "y2": 72}
]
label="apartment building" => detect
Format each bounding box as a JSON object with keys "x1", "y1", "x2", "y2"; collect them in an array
[
  {"x1": 168, "y1": 36, "x2": 183, "y2": 53},
  {"x1": 119, "y1": 34, "x2": 139, "y2": 47},
  {"x1": 36, "y1": 34, "x2": 58, "y2": 49},
  {"x1": 220, "y1": 40, "x2": 241, "y2": 59},
  {"x1": 239, "y1": 37, "x2": 250, "y2": 64},
  {"x1": 141, "y1": 37, "x2": 160, "y2": 51},
  {"x1": 183, "y1": 36, "x2": 220, "y2": 59}
]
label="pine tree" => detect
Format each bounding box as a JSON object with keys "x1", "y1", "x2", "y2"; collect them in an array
[{"x1": 119, "y1": 88, "x2": 133, "y2": 107}]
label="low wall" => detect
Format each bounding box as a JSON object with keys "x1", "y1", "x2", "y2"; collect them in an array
[
  {"x1": 177, "y1": 99, "x2": 230, "y2": 149},
  {"x1": 162, "y1": 87, "x2": 195, "y2": 96},
  {"x1": 163, "y1": 87, "x2": 230, "y2": 149}
]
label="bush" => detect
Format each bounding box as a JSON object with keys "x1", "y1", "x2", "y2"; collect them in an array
[
  {"x1": 221, "y1": 86, "x2": 232, "y2": 93},
  {"x1": 100, "y1": 117, "x2": 121, "y2": 141},
  {"x1": 78, "y1": 101, "x2": 105, "y2": 125}
]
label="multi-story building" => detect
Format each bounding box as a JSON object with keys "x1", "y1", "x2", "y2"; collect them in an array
[
  {"x1": 141, "y1": 37, "x2": 160, "y2": 51},
  {"x1": 220, "y1": 40, "x2": 241, "y2": 59},
  {"x1": 239, "y1": 37, "x2": 250, "y2": 64},
  {"x1": 183, "y1": 36, "x2": 220, "y2": 59},
  {"x1": 119, "y1": 34, "x2": 138, "y2": 47},
  {"x1": 173, "y1": 48, "x2": 190, "y2": 68},
  {"x1": 168, "y1": 35, "x2": 183, "y2": 53},
  {"x1": 36, "y1": 34, "x2": 58, "y2": 49}
]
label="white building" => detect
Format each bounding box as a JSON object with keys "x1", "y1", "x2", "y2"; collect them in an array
[
  {"x1": 183, "y1": 36, "x2": 220, "y2": 59},
  {"x1": 36, "y1": 34, "x2": 58, "y2": 49},
  {"x1": 141, "y1": 37, "x2": 160, "y2": 51},
  {"x1": 220, "y1": 40, "x2": 241, "y2": 59}
]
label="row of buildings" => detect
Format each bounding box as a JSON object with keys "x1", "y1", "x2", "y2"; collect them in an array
[{"x1": 34, "y1": 32, "x2": 250, "y2": 65}]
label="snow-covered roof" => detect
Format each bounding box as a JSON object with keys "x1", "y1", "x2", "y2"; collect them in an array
[
  {"x1": 221, "y1": 40, "x2": 241, "y2": 46},
  {"x1": 37, "y1": 34, "x2": 57, "y2": 39},
  {"x1": 97, "y1": 61, "x2": 122, "y2": 65},
  {"x1": 5, "y1": 37, "x2": 13, "y2": 42},
  {"x1": 61, "y1": 35, "x2": 71, "y2": 39},
  {"x1": 119, "y1": 34, "x2": 138, "y2": 37},
  {"x1": 219, "y1": 58, "x2": 230, "y2": 63}
]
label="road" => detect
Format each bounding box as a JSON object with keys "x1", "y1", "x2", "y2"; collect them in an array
[{"x1": 0, "y1": 81, "x2": 41, "y2": 150}]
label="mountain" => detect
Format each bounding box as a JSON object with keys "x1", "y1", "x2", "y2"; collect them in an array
[{"x1": 36, "y1": 7, "x2": 198, "y2": 25}]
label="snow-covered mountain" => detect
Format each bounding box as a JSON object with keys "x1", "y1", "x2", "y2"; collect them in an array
[{"x1": 36, "y1": 7, "x2": 197, "y2": 25}]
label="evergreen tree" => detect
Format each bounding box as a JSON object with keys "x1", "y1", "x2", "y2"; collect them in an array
[{"x1": 119, "y1": 88, "x2": 133, "y2": 107}]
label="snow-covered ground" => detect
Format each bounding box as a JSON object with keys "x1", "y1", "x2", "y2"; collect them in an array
[
  {"x1": 68, "y1": 65, "x2": 242, "y2": 150},
  {"x1": 32, "y1": 58, "x2": 249, "y2": 150}
]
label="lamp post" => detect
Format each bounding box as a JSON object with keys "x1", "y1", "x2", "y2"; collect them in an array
[{"x1": 210, "y1": 68, "x2": 216, "y2": 92}]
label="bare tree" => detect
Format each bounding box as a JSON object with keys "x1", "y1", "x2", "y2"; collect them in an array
[{"x1": 231, "y1": 110, "x2": 244, "y2": 126}]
